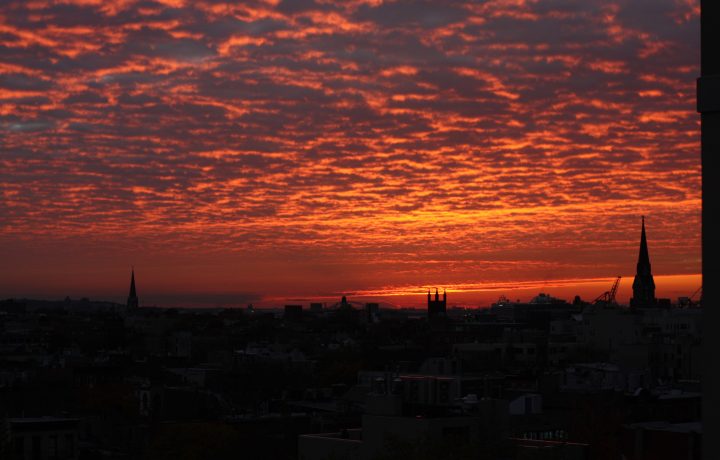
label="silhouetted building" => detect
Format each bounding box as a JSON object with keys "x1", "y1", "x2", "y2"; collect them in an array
[
  {"x1": 699, "y1": 7, "x2": 719, "y2": 456},
  {"x1": 0, "y1": 298, "x2": 26, "y2": 314},
  {"x1": 339, "y1": 295, "x2": 352, "y2": 310},
  {"x1": 427, "y1": 288, "x2": 446, "y2": 320},
  {"x1": 299, "y1": 391, "x2": 509, "y2": 460},
  {"x1": 621, "y1": 421, "x2": 701, "y2": 460},
  {"x1": 8, "y1": 417, "x2": 80, "y2": 460},
  {"x1": 631, "y1": 217, "x2": 657, "y2": 308},
  {"x1": 490, "y1": 293, "x2": 575, "y2": 326},
  {"x1": 364, "y1": 303, "x2": 379, "y2": 323},
  {"x1": 310, "y1": 302, "x2": 323, "y2": 313},
  {"x1": 284, "y1": 305, "x2": 303, "y2": 321},
  {"x1": 127, "y1": 268, "x2": 139, "y2": 310}
]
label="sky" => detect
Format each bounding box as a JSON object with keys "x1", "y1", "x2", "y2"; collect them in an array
[{"x1": 0, "y1": 0, "x2": 701, "y2": 308}]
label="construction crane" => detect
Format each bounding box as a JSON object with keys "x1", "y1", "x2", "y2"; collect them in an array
[
  {"x1": 690, "y1": 286, "x2": 702, "y2": 304},
  {"x1": 594, "y1": 276, "x2": 621, "y2": 306},
  {"x1": 679, "y1": 286, "x2": 702, "y2": 307}
]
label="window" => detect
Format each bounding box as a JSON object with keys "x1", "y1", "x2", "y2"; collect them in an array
[
  {"x1": 438, "y1": 382, "x2": 449, "y2": 403},
  {"x1": 50, "y1": 435, "x2": 58, "y2": 460},
  {"x1": 65, "y1": 434, "x2": 75, "y2": 458},
  {"x1": 32, "y1": 436, "x2": 41, "y2": 460},
  {"x1": 13, "y1": 436, "x2": 24, "y2": 458}
]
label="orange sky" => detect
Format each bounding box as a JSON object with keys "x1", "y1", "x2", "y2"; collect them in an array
[{"x1": 0, "y1": 0, "x2": 701, "y2": 307}]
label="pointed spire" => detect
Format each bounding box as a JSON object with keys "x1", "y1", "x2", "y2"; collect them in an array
[
  {"x1": 637, "y1": 216, "x2": 651, "y2": 272},
  {"x1": 127, "y1": 267, "x2": 139, "y2": 309},
  {"x1": 631, "y1": 216, "x2": 656, "y2": 307},
  {"x1": 129, "y1": 268, "x2": 137, "y2": 298},
  {"x1": 427, "y1": 287, "x2": 446, "y2": 320}
]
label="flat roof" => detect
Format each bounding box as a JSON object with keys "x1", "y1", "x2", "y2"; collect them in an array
[{"x1": 626, "y1": 421, "x2": 702, "y2": 434}]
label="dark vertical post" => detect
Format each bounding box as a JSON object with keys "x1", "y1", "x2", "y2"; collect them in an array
[{"x1": 698, "y1": 2, "x2": 719, "y2": 458}]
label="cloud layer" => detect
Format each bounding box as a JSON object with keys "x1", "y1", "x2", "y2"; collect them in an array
[{"x1": 0, "y1": 0, "x2": 701, "y2": 305}]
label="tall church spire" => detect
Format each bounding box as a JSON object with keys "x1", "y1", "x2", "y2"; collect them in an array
[
  {"x1": 631, "y1": 217, "x2": 656, "y2": 307},
  {"x1": 637, "y1": 216, "x2": 651, "y2": 271},
  {"x1": 127, "y1": 268, "x2": 139, "y2": 309}
]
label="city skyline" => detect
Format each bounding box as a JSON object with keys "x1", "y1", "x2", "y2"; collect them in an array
[
  {"x1": 112, "y1": 216, "x2": 700, "y2": 308},
  {"x1": 1, "y1": 0, "x2": 701, "y2": 307}
]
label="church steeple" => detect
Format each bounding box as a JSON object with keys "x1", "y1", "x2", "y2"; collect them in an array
[
  {"x1": 637, "y1": 216, "x2": 651, "y2": 272},
  {"x1": 427, "y1": 287, "x2": 447, "y2": 321},
  {"x1": 631, "y1": 217, "x2": 656, "y2": 307},
  {"x1": 127, "y1": 268, "x2": 139, "y2": 309}
]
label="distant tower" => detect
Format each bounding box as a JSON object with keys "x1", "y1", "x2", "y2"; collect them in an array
[
  {"x1": 127, "y1": 268, "x2": 139, "y2": 309},
  {"x1": 427, "y1": 288, "x2": 447, "y2": 320},
  {"x1": 630, "y1": 217, "x2": 656, "y2": 308},
  {"x1": 337, "y1": 295, "x2": 355, "y2": 311}
]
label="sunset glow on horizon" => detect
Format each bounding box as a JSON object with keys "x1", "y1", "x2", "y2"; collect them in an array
[{"x1": 0, "y1": 0, "x2": 701, "y2": 307}]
